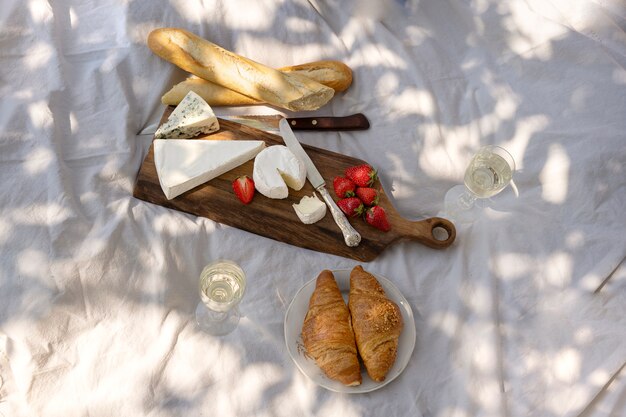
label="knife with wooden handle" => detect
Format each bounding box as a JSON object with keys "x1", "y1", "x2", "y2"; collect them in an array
[
  {"x1": 221, "y1": 113, "x2": 370, "y2": 133},
  {"x1": 138, "y1": 113, "x2": 369, "y2": 136}
]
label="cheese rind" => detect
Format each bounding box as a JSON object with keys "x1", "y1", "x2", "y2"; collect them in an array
[
  {"x1": 155, "y1": 91, "x2": 219, "y2": 139},
  {"x1": 253, "y1": 145, "x2": 306, "y2": 199},
  {"x1": 154, "y1": 139, "x2": 265, "y2": 200}
]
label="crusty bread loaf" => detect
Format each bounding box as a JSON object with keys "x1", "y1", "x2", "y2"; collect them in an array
[
  {"x1": 281, "y1": 61, "x2": 352, "y2": 92},
  {"x1": 148, "y1": 28, "x2": 335, "y2": 111},
  {"x1": 162, "y1": 76, "x2": 257, "y2": 107},
  {"x1": 161, "y1": 60, "x2": 352, "y2": 106}
]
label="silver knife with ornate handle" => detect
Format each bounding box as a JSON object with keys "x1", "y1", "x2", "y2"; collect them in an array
[{"x1": 279, "y1": 118, "x2": 361, "y2": 247}]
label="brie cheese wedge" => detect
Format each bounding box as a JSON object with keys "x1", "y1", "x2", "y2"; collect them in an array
[
  {"x1": 155, "y1": 91, "x2": 219, "y2": 139},
  {"x1": 253, "y1": 145, "x2": 306, "y2": 199},
  {"x1": 293, "y1": 193, "x2": 326, "y2": 224},
  {"x1": 154, "y1": 139, "x2": 265, "y2": 200}
]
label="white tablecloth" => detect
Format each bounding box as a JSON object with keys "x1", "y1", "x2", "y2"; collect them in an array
[{"x1": 1, "y1": 0, "x2": 625, "y2": 416}]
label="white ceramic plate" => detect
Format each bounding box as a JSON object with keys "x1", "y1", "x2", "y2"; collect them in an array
[{"x1": 284, "y1": 269, "x2": 417, "y2": 393}]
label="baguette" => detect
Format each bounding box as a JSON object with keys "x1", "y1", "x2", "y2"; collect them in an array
[
  {"x1": 161, "y1": 60, "x2": 353, "y2": 106},
  {"x1": 148, "y1": 28, "x2": 335, "y2": 111},
  {"x1": 282, "y1": 61, "x2": 352, "y2": 92}
]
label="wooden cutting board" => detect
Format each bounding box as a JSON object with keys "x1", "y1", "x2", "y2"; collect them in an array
[{"x1": 133, "y1": 108, "x2": 456, "y2": 261}]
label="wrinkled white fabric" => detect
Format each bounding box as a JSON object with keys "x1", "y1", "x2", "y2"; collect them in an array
[{"x1": 1, "y1": 0, "x2": 625, "y2": 416}]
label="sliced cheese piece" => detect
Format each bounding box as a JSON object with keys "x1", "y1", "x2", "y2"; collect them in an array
[
  {"x1": 253, "y1": 145, "x2": 306, "y2": 199},
  {"x1": 293, "y1": 193, "x2": 326, "y2": 224},
  {"x1": 154, "y1": 139, "x2": 265, "y2": 200},
  {"x1": 155, "y1": 91, "x2": 219, "y2": 139}
]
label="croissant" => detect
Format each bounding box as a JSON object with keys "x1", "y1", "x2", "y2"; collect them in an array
[
  {"x1": 348, "y1": 265, "x2": 403, "y2": 382},
  {"x1": 302, "y1": 270, "x2": 362, "y2": 386}
]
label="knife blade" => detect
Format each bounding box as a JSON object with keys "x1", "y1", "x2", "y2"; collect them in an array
[
  {"x1": 279, "y1": 118, "x2": 361, "y2": 247},
  {"x1": 222, "y1": 113, "x2": 369, "y2": 133}
]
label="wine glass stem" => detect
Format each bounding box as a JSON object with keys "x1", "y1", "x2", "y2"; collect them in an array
[
  {"x1": 206, "y1": 309, "x2": 229, "y2": 321},
  {"x1": 458, "y1": 191, "x2": 477, "y2": 209}
]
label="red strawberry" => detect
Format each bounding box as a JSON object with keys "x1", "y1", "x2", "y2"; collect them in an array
[
  {"x1": 232, "y1": 175, "x2": 255, "y2": 204},
  {"x1": 337, "y1": 197, "x2": 364, "y2": 217},
  {"x1": 333, "y1": 176, "x2": 356, "y2": 198},
  {"x1": 365, "y1": 206, "x2": 391, "y2": 232},
  {"x1": 355, "y1": 187, "x2": 379, "y2": 206},
  {"x1": 345, "y1": 164, "x2": 377, "y2": 187}
]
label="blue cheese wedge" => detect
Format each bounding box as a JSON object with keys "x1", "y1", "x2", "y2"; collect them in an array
[
  {"x1": 154, "y1": 139, "x2": 265, "y2": 200},
  {"x1": 155, "y1": 91, "x2": 219, "y2": 139}
]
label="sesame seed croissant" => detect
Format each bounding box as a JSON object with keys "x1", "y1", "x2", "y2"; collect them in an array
[{"x1": 348, "y1": 265, "x2": 403, "y2": 382}]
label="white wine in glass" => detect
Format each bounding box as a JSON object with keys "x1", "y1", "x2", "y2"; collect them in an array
[
  {"x1": 195, "y1": 260, "x2": 246, "y2": 336},
  {"x1": 444, "y1": 145, "x2": 515, "y2": 223}
]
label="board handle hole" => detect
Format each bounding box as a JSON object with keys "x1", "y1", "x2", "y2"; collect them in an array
[
  {"x1": 427, "y1": 218, "x2": 456, "y2": 248},
  {"x1": 432, "y1": 225, "x2": 450, "y2": 241}
]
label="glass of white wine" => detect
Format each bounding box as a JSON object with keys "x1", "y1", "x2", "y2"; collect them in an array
[
  {"x1": 195, "y1": 259, "x2": 246, "y2": 336},
  {"x1": 444, "y1": 145, "x2": 515, "y2": 223}
]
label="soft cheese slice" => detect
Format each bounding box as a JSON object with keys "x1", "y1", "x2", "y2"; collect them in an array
[
  {"x1": 155, "y1": 91, "x2": 219, "y2": 139},
  {"x1": 293, "y1": 193, "x2": 326, "y2": 224},
  {"x1": 253, "y1": 145, "x2": 306, "y2": 199},
  {"x1": 154, "y1": 139, "x2": 265, "y2": 200}
]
